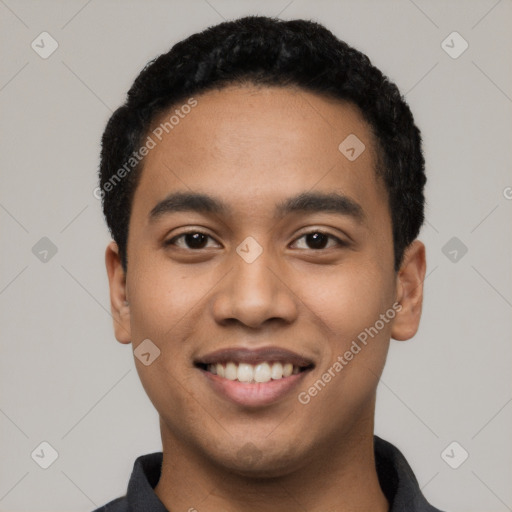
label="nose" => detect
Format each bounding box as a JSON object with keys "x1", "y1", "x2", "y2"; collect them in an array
[{"x1": 211, "y1": 245, "x2": 299, "y2": 329}]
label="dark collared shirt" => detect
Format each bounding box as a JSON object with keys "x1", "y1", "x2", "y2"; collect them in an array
[{"x1": 92, "y1": 436, "x2": 444, "y2": 512}]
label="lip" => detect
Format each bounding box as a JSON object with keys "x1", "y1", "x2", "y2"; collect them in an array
[
  {"x1": 195, "y1": 346, "x2": 315, "y2": 408},
  {"x1": 200, "y1": 366, "x2": 312, "y2": 407},
  {"x1": 194, "y1": 346, "x2": 314, "y2": 367}
]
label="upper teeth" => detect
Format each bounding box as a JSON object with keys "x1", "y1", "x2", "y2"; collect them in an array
[{"x1": 206, "y1": 361, "x2": 300, "y2": 383}]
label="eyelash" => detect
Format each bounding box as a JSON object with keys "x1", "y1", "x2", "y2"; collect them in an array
[{"x1": 164, "y1": 229, "x2": 347, "y2": 251}]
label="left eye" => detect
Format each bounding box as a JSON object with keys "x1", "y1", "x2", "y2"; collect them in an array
[{"x1": 291, "y1": 231, "x2": 345, "y2": 250}]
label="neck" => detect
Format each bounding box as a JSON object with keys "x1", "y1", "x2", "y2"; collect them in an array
[{"x1": 154, "y1": 415, "x2": 388, "y2": 512}]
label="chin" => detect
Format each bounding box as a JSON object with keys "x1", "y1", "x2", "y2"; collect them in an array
[{"x1": 213, "y1": 441, "x2": 308, "y2": 479}]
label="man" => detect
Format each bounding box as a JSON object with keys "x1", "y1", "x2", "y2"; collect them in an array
[{"x1": 94, "y1": 15, "x2": 444, "y2": 512}]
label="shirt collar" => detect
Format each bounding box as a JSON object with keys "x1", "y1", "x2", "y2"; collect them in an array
[
  {"x1": 374, "y1": 436, "x2": 443, "y2": 511},
  {"x1": 123, "y1": 436, "x2": 443, "y2": 512}
]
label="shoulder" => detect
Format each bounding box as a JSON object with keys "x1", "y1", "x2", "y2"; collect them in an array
[
  {"x1": 89, "y1": 452, "x2": 164, "y2": 512},
  {"x1": 374, "y1": 436, "x2": 446, "y2": 512},
  {"x1": 91, "y1": 496, "x2": 128, "y2": 512}
]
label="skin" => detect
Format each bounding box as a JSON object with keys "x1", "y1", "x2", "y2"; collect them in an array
[{"x1": 105, "y1": 84, "x2": 426, "y2": 512}]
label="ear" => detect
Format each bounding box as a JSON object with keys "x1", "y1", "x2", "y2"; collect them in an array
[
  {"x1": 105, "y1": 241, "x2": 132, "y2": 344},
  {"x1": 391, "y1": 240, "x2": 426, "y2": 341}
]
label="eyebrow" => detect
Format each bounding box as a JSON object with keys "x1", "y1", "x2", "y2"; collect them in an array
[{"x1": 149, "y1": 190, "x2": 366, "y2": 223}]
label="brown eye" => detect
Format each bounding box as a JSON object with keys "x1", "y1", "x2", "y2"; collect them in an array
[
  {"x1": 165, "y1": 231, "x2": 217, "y2": 250},
  {"x1": 305, "y1": 232, "x2": 329, "y2": 249},
  {"x1": 292, "y1": 231, "x2": 345, "y2": 250}
]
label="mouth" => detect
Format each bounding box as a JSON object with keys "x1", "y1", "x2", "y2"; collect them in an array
[
  {"x1": 194, "y1": 347, "x2": 315, "y2": 406},
  {"x1": 196, "y1": 360, "x2": 312, "y2": 383},
  {"x1": 194, "y1": 346, "x2": 314, "y2": 382}
]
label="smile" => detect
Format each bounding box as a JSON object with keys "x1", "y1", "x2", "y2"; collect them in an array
[
  {"x1": 194, "y1": 346, "x2": 315, "y2": 407},
  {"x1": 202, "y1": 361, "x2": 307, "y2": 383}
]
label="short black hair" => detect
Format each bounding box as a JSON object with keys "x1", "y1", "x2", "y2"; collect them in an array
[{"x1": 98, "y1": 15, "x2": 425, "y2": 272}]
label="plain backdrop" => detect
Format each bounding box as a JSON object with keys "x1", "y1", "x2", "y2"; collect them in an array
[{"x1": 0, "y1": 1, "x2": 511, "y2": 511}]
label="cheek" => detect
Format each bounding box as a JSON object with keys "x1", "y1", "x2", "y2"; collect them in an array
[
  {"x1": 303, "y1": 263, "x2": 395, "y2": 343},
  {"x1": 127, "y1": 263, "x2": 205, "y2": 342},
  {"x1": 294, "y1": 269, "x2": 393, "y2": 436},
  {"x1": 300, "y1": 262, "x2": 395, "y2": 403},
  {"x1": 126, "y1": 266, "x2": 207, "y2": 430}
]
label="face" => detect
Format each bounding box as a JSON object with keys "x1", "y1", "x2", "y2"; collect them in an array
[{"x1": 106, "y1": 85, "x2": 425, "y2": 476}]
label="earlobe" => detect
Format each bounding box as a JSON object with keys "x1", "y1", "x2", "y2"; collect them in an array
[
  {"x1": 391, "y1": 240, "x2": 426, "y2": 341},
  {"x1": 105, "y1": 241, "x2": 132, "y2": 344}
]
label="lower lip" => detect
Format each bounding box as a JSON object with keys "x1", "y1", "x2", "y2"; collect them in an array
[{"x1": 200, "y1": 368, "x2": 310, "y2": 407}]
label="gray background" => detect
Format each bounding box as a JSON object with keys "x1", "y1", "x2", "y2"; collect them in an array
[{"x1": 1, "y1": 0, "x2": 511, "y2": 511}]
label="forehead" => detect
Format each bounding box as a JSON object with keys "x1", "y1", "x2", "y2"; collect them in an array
[{"x1": 133, "y1": 85, "x2": 387, "y2": 227}]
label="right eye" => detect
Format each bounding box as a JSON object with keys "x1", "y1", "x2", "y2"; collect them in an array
[{"x1": 164, "y1": 231, "x2": 221, "y2": 250}]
